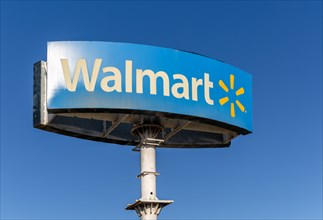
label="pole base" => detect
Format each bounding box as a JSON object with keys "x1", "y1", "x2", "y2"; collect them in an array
[{"x1": 126, "y1": 199, "x2": 173, "y2": 217}]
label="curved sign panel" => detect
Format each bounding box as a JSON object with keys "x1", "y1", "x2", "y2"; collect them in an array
[{"x1": 47, "y1": 41, "x2": 252, "y2": 133}]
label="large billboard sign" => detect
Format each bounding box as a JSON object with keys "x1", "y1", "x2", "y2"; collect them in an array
[{"x1": 46, "y1": 41, "x2": 252, "y2": 133}]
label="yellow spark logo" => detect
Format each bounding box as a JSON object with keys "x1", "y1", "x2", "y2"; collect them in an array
[{"x1": 219, "y1": 74, "x2": 245, "y2": 117}]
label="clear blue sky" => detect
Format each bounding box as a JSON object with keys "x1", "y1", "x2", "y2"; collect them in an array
[{"x1": 1, "y1": 1, "x2": 322, "y2": 219}]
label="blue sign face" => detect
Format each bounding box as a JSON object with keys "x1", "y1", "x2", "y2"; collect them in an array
[{"x1": 47, "y1": 41, "x2": 252, "y2": 132}]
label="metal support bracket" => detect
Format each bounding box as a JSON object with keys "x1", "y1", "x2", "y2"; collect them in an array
[
  {"x1": 164, "y1": 121, "x2": 191, "y2": 142},
  {"x1": 132, "y1": 145, "x2": 141, "y2": 152},
  {"x1": 103, "y1": 114, "x2": 129, "y2": 138},
  {"x1": 137, "y1": 171, "x2": 160, "y2": 178},
  {"x1": 126, "y1": 199, "x2": 173, "y2": 217},
  {"x1": 142, "y1": 138, "x2": 164, "y2": 146}
]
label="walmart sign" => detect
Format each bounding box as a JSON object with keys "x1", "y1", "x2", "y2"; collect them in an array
[{"x1": 47, "y1": 41, "x2": 253, "y2": 133}]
